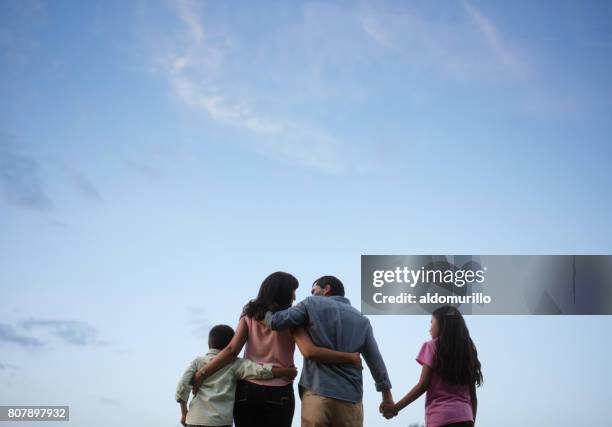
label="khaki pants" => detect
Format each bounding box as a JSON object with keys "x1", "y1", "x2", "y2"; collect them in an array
[{"x1": 301, "y1": 389, "x2": 363, "y2": 427}]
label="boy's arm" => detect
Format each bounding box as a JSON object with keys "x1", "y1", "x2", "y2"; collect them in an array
[
  {"x1": 292, "y1": 327, "x2": 361, "y2": 368},
  {"x1": 176, "y1": 359, "x2": 198, "y2": 403},
  {"x1": 179, "y1": 401, "x2": 188, "y2": 427},
  {"x1": 264, "y1": 299, "x2": 309, "y2": 330},
  {"x1": 233, "y1": 358, "x2": 274, "y2": 380},
  {"x1": 233, "y1": 358, "x2": 298, "y2": 381},
  {"x1": 271, "y1": 366, "x2": 298, "y2": 380}
]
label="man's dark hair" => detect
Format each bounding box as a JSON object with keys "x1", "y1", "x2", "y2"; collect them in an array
[
  {"x1": 208, "y1": 324, "x2": 235, "y2": 349},
  {"x1": 313, "y1": 275, "x2": 345, "y2": 297}
]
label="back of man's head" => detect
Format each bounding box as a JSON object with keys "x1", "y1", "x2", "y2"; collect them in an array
[
  {"x1": 208, "y1": 324, "x2": 235, "y2": 350},
  {"x1": 313, "y1": 275, "x2": 345, "y2": 297}
]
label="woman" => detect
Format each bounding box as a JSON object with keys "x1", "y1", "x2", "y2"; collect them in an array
[{"x1": 192, "y1": 271, "x2": 360, "y2": 427}]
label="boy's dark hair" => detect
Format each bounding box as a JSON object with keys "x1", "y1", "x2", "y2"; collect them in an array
[
  {"x1": 208, "y1": 324, "x2": 235, "y2": 350},
  {"x1": 432, "y1": 305, "x2": 483, "y2": 387},
  {"x1": 313, "y1": 275, "x2": 345, "y2": 297}
]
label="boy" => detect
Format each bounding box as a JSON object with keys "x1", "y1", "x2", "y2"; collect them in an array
[{"x1": 175, "y1": 324, "x2": 297, "y2": 427}]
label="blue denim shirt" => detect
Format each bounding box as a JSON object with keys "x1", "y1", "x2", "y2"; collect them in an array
[{"x1": 264, "y1": 296, "x2": 391, "y2": 403}]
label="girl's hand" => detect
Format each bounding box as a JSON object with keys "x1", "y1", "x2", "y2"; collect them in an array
[{"x1": 350, "y1": 352, "x2": 363, "y2": 369}]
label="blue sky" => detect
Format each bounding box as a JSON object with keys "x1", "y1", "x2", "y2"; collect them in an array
[{"x1": 1, "y1": 0, "x2": 612, "y2": 426}]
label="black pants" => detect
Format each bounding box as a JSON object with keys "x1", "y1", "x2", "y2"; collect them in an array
[
  {"x1": 440, "y1": 422, "x2": 474, "y2": 427},
  {"x1": 233, "y1": 381, "x2": 294, "y2": 427}
]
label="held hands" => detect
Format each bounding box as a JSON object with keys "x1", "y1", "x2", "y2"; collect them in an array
[
  {"x1": 379, "y1": 390, "x2": 399, "y2": 420},
  {"x1": 380, "y1": 402, "x2": 399, "y2": 419}
]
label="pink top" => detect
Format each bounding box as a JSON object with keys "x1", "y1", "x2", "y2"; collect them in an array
[
  {"x1": 242, "y1": 315, "x2": 295, "y2": 386},
  {"x1": 416, "y1": 338, "x2": 474, "y2": 427}
]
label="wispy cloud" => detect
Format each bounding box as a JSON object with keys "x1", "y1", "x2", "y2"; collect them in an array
[
  {"x1": 0, "y1": 323, "x2": 44, "y2": 348},
  {"x1": 68, "y1": 168, "x2": 103, "y2": 202},
  {"x1": 0, "y1": 362, "x2": 19, "y2": 378},
  {"x1": 461, "y1": 1, "x2": 528, "y2": 77},
  {"x1": 0, "y1": 362, "x2": 18, "y2": 371},
  {"x1": 97, "y1": 396, "x2": 121, "y2": 406},
  {"x1": 159, "y1": 0, "x2": 282, "y2": 135},
  {"x1": 0, "y1": 318, "x2": 106, "y2": 349},
  {"x1": 0, "y1": 134, "x2": 53, "y2": 211},
  {"x1": 124, "y1": 159, "x2": 163, "y2": 181},
  {"x1": 0, "y1": 362, "x2": 18, "y2": 370},
  {"x1": 146, "y1": 0, "x2": 348, "y2": 173},
  {"x1": 360, "y1": 1, "x2": 528, "y2": 80},
  {"x1": 20, "y1": 319, "x2": 106, "y2": 347}
]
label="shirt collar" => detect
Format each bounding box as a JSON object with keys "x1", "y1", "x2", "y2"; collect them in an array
[
  {"x1": 206, "y1": 348, "x2": 221, "y2": 356},
  {"x1": 330, "y1": 295, "x2": 351, "y2": 305}
]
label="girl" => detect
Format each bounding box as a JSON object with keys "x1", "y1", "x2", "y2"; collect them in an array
[{"x1": 382, "y1": 305, "x2": 483, "y2": 427}]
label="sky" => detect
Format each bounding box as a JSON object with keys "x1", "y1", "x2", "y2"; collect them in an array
[{"x1": 1, "y1": 0, "x2": 612, "y2": 426}]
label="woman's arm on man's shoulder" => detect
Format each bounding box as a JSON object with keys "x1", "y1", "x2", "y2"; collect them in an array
[{"x1": 292, "y1": 327, "x2": 361, "y2": 368}]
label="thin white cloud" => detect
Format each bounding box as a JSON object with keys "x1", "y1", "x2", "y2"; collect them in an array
[
  {"x1": 176, "y1": 0, "x2": 204, "y2": 44},
  {"x1": 461, "y1": 1, "x2": 528, "y2": 77},
  {"x1": 148, "y1": 0, "x2": 347, "y2": 173},
  {"x1": 161, "y1": 2, "x2": 275, "y2": 134},
  {"x1": 359, "y1": 2, "x2": 529, "y2": 80},
  {"x1": 360, "y1": 15, "x2": 401, "y2": 52}
]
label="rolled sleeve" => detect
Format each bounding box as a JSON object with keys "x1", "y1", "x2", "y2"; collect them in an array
[
  {"x1": 175, "y1": 359, "x2": 198, "y2": 402},
  {"x1": 361, "y1": 322, "x2": 392, "y2": 392},
  {"x1": 264, "y1": 299, "x2": 309, "y2": 330},
  {"x1": 233, "y1": 358, "x2": 274, "y2": 380}
]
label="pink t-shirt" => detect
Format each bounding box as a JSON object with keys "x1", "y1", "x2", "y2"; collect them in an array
[
  {"x1": 416, "y1": 338, "x2": 474, "y2": 427},
  {"x1": 242, "y1": 315, "x2": 295, "y2": 386}
]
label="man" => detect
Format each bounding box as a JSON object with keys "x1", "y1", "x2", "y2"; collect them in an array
[{"x1": 265, "y1": 275, "x2": 393, "y2": 427}]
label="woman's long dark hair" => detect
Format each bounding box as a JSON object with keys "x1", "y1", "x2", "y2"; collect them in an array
[
  {"x1": 433, "y1": 305, "x2": 483, "y2": 387},
  {"x1": 243, "y1": 272, "x2": 299, "y2": 321}
]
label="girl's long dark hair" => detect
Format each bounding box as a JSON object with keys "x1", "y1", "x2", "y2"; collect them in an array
[
  {"x1": 243, "y1": 272, "x2": 299, "y2": 321},
  {"x1": 433, "y1": 305, "x2": 483, "y2": 387}
]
